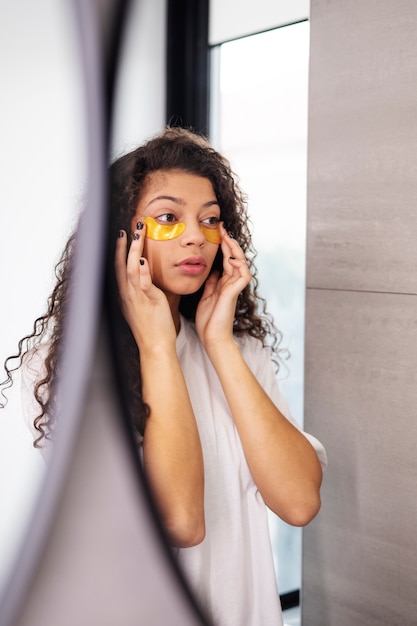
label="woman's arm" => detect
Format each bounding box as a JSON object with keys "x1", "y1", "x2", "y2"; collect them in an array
[
  {"x1": 196, "y1": 225, "x2": 322, "y2": 526},
  {"x1": 115, "y1": 229, "x2": 205, "y2": 547},
  {"x1": 140, "y1": 342, "x2": 206, "y2": 547},
  {"x1": 204, "y1": 338, "x2": 322, "y2": 526}
]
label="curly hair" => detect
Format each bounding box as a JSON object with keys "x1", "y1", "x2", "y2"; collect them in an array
[
  {"x1": 1, "y1": 126, "x2": 283, "y2": 447},
  {"x1": 0, "y1": 233, "x2": 75, "y2": 447}
]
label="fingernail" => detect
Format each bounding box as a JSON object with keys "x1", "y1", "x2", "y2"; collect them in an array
[
  {"x1": 227, "y1": 231, "x2": 234, "y2": 238},
  {"x1": 229, "y1": 256, "x2": 236, "y2": 260},
  {"x1": 133, "y1": 233, "x2": 140, "y2": 241},
  {"x1": 118, "y1": 230, "x2": 124, "y2": 238},
  {"x1": 140, "y1": 258, "x2": 145, "y2": 266},
  {"x1": 136, "y1": 221, "x2": 144, "y2": 230}
]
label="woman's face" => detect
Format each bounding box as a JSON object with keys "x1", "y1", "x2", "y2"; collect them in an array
[{"x1": 131, "y1": 169, "x2": 221, "y2": 302}]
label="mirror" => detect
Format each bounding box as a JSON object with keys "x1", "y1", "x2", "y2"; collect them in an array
[{"x1": 0, "y1": 0, "x2": 86, "y2": 591}]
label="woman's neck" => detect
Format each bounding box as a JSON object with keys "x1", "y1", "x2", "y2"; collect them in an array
[{"x1": 166, "y1": 294, "x2": 181, "y2": 335}]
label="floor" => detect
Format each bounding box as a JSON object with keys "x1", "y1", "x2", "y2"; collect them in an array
[{"x1": 283, "y1": 605, "x2": 301, "y2": 626}]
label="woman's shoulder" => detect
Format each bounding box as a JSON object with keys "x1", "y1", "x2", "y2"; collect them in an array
[
  {"x1": 235, "y1": 332, "x2": 269, "y2": 359},
  {"x1": 20, "y1": 343, "x2": 51, "y2": 449},
  {"x1": 21, "y1": 342, "x2": 50, "y2": 380},
  {"x1": 21, "y1": 342, "x2": 51, "y2": 415}
]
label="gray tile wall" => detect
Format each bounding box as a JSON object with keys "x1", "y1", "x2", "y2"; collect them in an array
[{"x1": 303, "y1": 1, "x2": 417, "y2": 624}]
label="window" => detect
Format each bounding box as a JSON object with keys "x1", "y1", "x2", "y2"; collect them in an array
[{"x1": 210, "y1": 20, "x2": 310, "y2": 598}]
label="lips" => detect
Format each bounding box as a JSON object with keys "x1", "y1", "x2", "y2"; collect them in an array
[
  {"x1": 175, "y1": 256, "x2": 207, "y2": 275},
  {"x1": 176, "y1": 256, "x2": 207, "y2": 267}
]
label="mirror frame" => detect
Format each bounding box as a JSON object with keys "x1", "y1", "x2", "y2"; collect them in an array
[{"x1": 0, "y1": 2, "x2": 208, "y2": 624}]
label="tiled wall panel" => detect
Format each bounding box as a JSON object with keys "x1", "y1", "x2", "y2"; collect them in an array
[
  {"x1": 303, "y1": 1, "x2": 417, "y2": 624},
  {"x1": 303, "y1": 289, "x2": 417, "y2": 625},
  {"x1": 306, "y1": 0, "x2": 417, "y2": 295}
]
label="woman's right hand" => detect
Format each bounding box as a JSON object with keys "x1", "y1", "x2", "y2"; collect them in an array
[
  {"x1": 114, "y1": 223, "x2": 176, "y2": 352},
  {"x1": 115, "y1": 224, "x2": 205, "y2": 547}
]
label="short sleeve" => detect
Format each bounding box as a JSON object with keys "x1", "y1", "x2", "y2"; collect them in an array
[{"x1": 241, "y1": 338, "x2": 328, "y2": 471}]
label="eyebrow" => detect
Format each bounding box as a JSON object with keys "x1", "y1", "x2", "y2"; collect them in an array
[{"x1": 145, "y1": 195, "x2": 220, "y2": 209}]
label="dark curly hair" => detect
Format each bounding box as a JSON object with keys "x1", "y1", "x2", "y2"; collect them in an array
[
  {"x1": 0, "y1": 233, "x2": 75, "y2": 447},
  {"x1": 1, "y1": 126, "x2": 283, "y2": 447}
]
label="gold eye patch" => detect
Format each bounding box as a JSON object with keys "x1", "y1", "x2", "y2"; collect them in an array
[
  {"x1": 144, "y1": 216, "x2": 221, "y2": 244},
  {"x1": 200, "y1": 226, "x2": 221, "y2": 244},
  {"x1": 143, "y1": 217, "x2": 186, "y2": 240}
]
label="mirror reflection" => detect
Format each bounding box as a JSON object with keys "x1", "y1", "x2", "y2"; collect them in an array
[{"x1": 0, "y1": 0, "x2": 86, "y2": 590}]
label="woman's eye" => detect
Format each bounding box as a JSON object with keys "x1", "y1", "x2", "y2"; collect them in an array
[
  {"x1": 201, "y1": 216, "x2": 220, "y2": 228},
  {"x1": 157, "y1": 213, "x2": 177, "y2": 224}
]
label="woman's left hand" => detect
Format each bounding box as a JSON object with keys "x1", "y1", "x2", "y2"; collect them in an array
[{"x1": 195, "y1": 223, "x2": 251, "y2": 348}]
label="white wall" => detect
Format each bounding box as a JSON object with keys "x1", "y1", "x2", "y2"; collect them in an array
[
  {"x1": 209, "y1": 0, "x2": 309, "y2": 44},
  {"x1": 0, "y1": 0, "x2": 85, "y2": 590},
  {"x1": 0, "y1": 0, "x2": 166, "y2": 594}
]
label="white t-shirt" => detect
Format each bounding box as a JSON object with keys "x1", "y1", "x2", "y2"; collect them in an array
[
  {"x1": 21, "y1": 321, "x2": 327, "y2": 625},
  {"x1": 173, "y1": 317, "x2": 327, "y2": 626}
]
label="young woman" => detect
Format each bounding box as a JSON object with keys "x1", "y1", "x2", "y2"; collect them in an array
[{"x1": 2, "y1": 127, "x2": 326, "y2": 626}]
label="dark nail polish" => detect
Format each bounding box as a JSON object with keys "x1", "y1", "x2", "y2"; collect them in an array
[
  {"x1": 136, "y1": 221, "x2": 144, "y2": 230},
  {"x1": 229, "y1": 256, "x2": 236, "y2": 260},
  {"x1": 118, "y1": 230, "x2": 124, "y2": 238},
  {"x1": 140, "y1": 258, "x2": 145, "y2": 266},
  {"x1": 227, "y1": 231, "x2": 234, "y2": 238},
  {"x1": 133, "y1": 233, "x2": 140, "y2": 241}
]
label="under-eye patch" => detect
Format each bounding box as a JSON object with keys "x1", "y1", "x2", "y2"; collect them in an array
[
  {"x1": 144, "y1": 216, "x2": 221, "y2": 244},
  {"x1": 144, "y1": 216, "x2": 186, "y2": 240},
  {"x1": 200, "y1": 225, "x2": 221, "y2": 244}
]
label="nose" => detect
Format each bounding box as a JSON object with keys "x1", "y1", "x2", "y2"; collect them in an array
[{"x1": 180, "y1": 220, "x2": 206, "y2": 247}]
